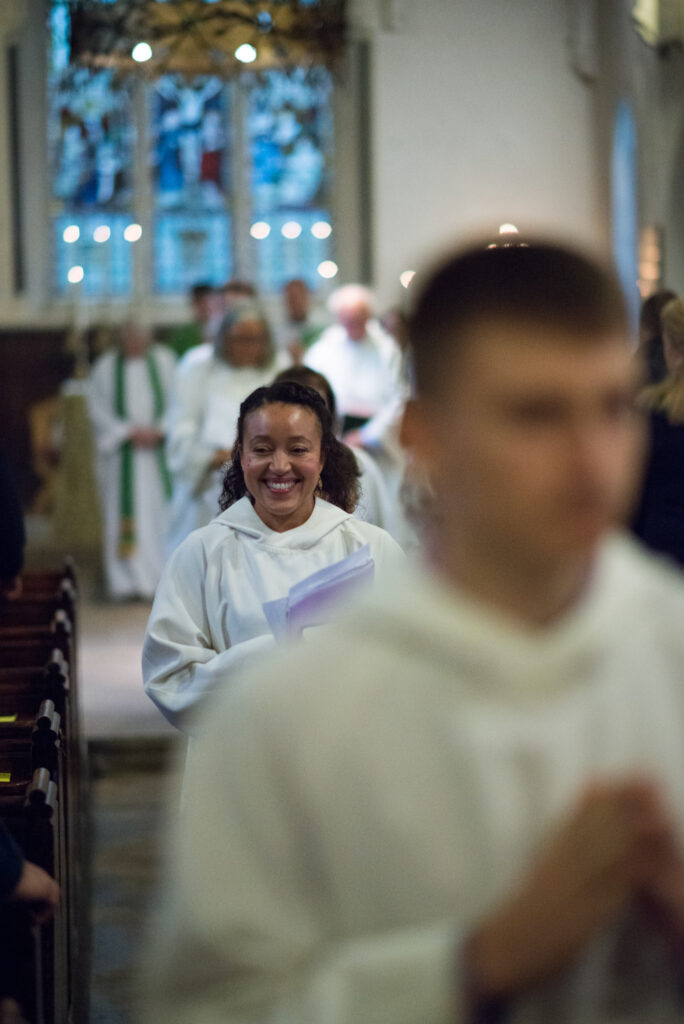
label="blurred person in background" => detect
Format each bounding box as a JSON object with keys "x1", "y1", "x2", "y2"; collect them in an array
[
  {"x1": 165, "y1": 282, "x2": 223, "y2": 360},
  {"x1": 305, "y1": 283, "x2": 411, "y2": 543},
  {"x1": 633, "y1": 296, "x2": 684, "y2": 566},
  {"x1": 276, "y1": 278, "x2": 327, "y2": 363},
  {"x1": 305, "y1": 283, "x2": 406, "y2": 448},
  {"x1": 88, "y1": 320, "x2": 175, "y2": 600},
  {"x1": 164, "y1": 300, "x2": 282, "y2": 552},
  {"x1": 220, "y1": 278, "x2": 257, "y2": 312},
  {"x1": 636, "y1": 288, "x2": 677, "y2": 386}
]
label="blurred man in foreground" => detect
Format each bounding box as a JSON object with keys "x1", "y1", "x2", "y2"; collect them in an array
[{"x1": 143, "y1": 241, "x2": 684, "y2": 1023}]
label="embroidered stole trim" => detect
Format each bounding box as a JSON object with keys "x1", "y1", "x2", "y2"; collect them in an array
[{"x1": 114, "y1": 351, "x2": 172, "y2": 558}]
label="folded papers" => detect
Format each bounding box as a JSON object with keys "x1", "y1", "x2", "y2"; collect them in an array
[{"x1": 263, "y1": 545, "x2": 375, "y2": 640}]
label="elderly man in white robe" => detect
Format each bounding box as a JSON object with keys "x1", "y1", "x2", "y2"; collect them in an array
[
  {"x1": 142, "y1": 241, "x2": 684, "y2": 1024},
  {"x1": 88, "y1": 320, "x2": 175, "y2": 600},
  {"x1": 305, "y1": 283, "x2": 411, "y2": 542},
  {"x1": 305, "y1": 283, "x2": 405, "y2": 448}
]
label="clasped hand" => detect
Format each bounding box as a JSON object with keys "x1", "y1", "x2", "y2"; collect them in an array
[
  {"x1": 468, "y1": 777, "x2": 684, "y2": 1000},
  {"x1": 129, "y1": 427, "x2": 165, "y2": 448}
]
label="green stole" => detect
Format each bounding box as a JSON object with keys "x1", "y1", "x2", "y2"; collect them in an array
[{"x1": 115, "y1": 351, "x2": 172, "y2": 559}]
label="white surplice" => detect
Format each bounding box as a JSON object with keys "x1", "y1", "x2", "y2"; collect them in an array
[
  {"x1": 304, "y1": 318, "x2": 406, "y2": 450},
  {"x1": 88, "y1": 345, "x2": 176, "y2": 599},
  {"x1": 164, "y1": 347, "x2": 283, "y2": 553},
  {"x1": 305, "y1": 321, "x2": 415, "y2": 545},
  {"x1": 142, "y1": 495, "x2": 404, "y2": 730},
  {"x1": 143, "y1": 533, "x2": 684, "y2": 1023}
]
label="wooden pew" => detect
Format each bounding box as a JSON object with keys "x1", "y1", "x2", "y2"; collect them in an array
[
  {"x1": 0, "y1": 564, "x2": 87, "y2": 1024},
  {"x1": 0, "y1": 759, "x2": 67, "y2": 1024},
  {"x1": 0, "y1": 586, "x2": 76, "y2": 630}
]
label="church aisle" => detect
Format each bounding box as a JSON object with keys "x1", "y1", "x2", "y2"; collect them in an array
[
  {"x1": 89, "y1": 744, "x2": 180, "y2": 1024},
  {"x1": 80, "y1": 598, "x2": 181, "y2": 1022},
  {"x1": 79, "y1": 599, "x2": 176, "y2": 739}
]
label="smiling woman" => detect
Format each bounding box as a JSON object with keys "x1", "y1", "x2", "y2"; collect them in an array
[
  {"x1": 240, "y1": 403, "x2": 325, "y2": 531},
  {"x1": 142, "y1": 381, "x2": 404, "y2": 732},
  {"x1": 219, "y1": 381, "x2": 361, "y2": 524}
]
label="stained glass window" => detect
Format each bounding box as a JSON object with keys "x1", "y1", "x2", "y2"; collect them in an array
[
  {"x1": 46, "y1": 6, "x2": 337, "y2": 300},
  {"x1": 48, "y1": 6, "x2": 136, "y2": 297},
  {"x1": 247, "y1": 67, "x2": 334, "y2": 292},
  {"x1": 151, "y1": 75, "x2": 232, "y2": 293}
]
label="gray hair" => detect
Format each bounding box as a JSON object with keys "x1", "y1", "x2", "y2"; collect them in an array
[{"x1": 215, "y1": 299, "x2": 274, "y2": 367}]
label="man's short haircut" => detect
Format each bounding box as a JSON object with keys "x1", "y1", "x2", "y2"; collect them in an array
[
  {"x1": 223, "y1": 279, "x2": 257, "y2": 298},
  {"x1": 191, "y1": 282, "x2": 213, "y2": 302},
  {"x1": 639, "y1": 289, "x2": 677, "y2": 339},
  {"x1": 408, "y1": 240, "x2": 630, "y2": 398}
]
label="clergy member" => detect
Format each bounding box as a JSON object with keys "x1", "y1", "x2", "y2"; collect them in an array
[
  {"x1": 305, "y1": 283, "x2": 405, "y2": 450},
  {"x1": 88, "y1": 320, "x2": 175, "y2": 600}
]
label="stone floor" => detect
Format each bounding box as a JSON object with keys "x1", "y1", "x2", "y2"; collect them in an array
[
  {"x1": 88, "y1": 741, "x2": 182, "y2": 1024},
  {"x1": 79, "y1": 598, "x2": 176, "y2": 740},
  {"x1": 79, "y1": 596, "x2": 182, "y2": 1024}
]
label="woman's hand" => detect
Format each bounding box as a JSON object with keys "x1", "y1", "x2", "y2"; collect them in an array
[{"x1": 130, "y1": 427, "x2": 165, "y2": 448}]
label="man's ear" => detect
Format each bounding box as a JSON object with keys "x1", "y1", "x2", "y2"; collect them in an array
[{"x1": 400, "y1": 399, "x2": 436, "y2": 468}]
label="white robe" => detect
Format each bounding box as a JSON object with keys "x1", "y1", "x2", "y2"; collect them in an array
[
  {"x1": 88, "y1": 345, "x2": 176, "y2": 600},
  {"x1": 305, "y1": 321, "x2": 414, "y2": 545},
  {"x1": 304, "y1": 319, "x2": 406, "y2": 451},
  {"x1": 143, "y1": 533, "x2": 684, "y2": 1023},
  {"x1": 164, "y1": 348, "x2": 283, "y2": 553},
  {"x1": 142, "y1": 496, "x2": 404, "y2": 730},
  {"x1": 352, "y1": 446, "x2": 393, "y2": 529}
]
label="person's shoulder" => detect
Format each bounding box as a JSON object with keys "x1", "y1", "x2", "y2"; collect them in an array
[
  {"x1": 150, "y1": 341, "x2": 177, "y2": 361},
  {"x1": 367, "y1": 319, "x2": 401, "y2": 355},
  {"x1": 607, "y1": 531, "x2": 684, "y2": 616},
  {"x1": 92, "y1": 348, "x2": 116, "y2": 372},
  {"x1": 168, "y1": 511, "x2": 241, "y2": 564},
  {"x1": 305, "y1": 324, "x2": 343, "y2": 357},
  {"x1": 340, "y1": 514, "x2": 404, "y2": 556},
  {"x1": 175, "y1": 342, "x2": 215, "y2": 377}
]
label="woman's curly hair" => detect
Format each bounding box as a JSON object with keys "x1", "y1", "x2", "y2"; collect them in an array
[{"x1": 219, "y1": 381, "x2": 361, "y2": 513}]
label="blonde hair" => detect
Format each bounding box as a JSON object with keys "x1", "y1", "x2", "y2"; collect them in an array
[{"x1": 639, "y1": 295, "x2": 684, "y2": 422}]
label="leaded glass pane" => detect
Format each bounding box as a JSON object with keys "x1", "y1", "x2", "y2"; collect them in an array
[
  {"x1": 48, "y1": 7, "x2": 136, "y2": 297},
  {"x1": 151, "y1": 75, "x2": 231, "y2": 293},
  {"x1": 247, "y1": 67, "x2": 334, "y2": 291},
  {"x1": 154, "y1": 212, "x2": 232, "y2": 293},
  {"x1": 54, "y1": 213, "x2": 134, "y2": 296},
  {"x1": 46, "y1": 9, "x2": 341, "y2": 300}
]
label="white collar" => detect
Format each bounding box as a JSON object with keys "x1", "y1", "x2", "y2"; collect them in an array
[{"x1": 216, "y1": 496, "x2": 352, "y2": 549}]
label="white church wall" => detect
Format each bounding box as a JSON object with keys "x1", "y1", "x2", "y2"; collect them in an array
[{"x1": 351, "y1": 0, "x2": 604, "y2": 306}]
